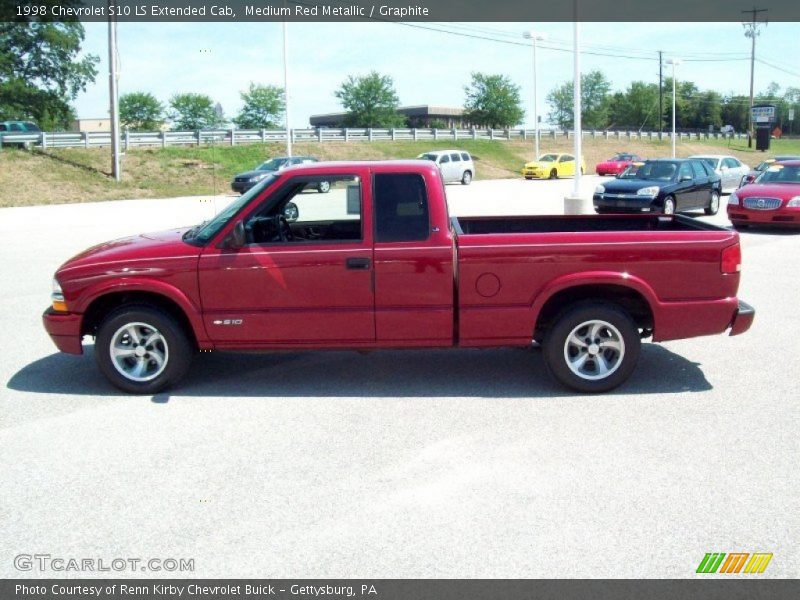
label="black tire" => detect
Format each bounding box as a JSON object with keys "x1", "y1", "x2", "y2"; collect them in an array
[
  {"x1": 543, "y1": 302, "x2": 641, "y2": 393},
  {"x1": 524, "y1": 176, "x2": 533, "y2": 180},
  {"x1": 461, "y1": 170, "x2": 472, "y2": 185},
  {"x1": 317, "y1": 181, "x2": 331, "y2": 193},
  {"x1": 705, "y1": 190, "x2": 720, "y2": 215},
  {"x1": 662, "y1": 195, "x2": 676, "y2": 215},
  {"x1": 549, "y1": 168, "x2": 558, "y2": 179},
  {"x1": 732, "y1": 222, "x2": 749, "y2": 230},
  {"x1": 95, "y1": 304, "x2": 194, "y2": 394}
]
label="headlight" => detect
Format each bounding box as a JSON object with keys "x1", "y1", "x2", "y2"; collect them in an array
[
  {"x1": 728, "y1": 191, "x2": 739, "y2": 206},
  {"x1": 595, "y1": 185, "x2": 605, "y2": 194},
  {"x1": 51, "y1": 278, "x2": 67, "y2": 312},
  {"x1": 787, "y1": 196, "x2": 800, "y2": 207},
  {"x1": 636, "y1": 186, "x2": 660, "y2": 197}
]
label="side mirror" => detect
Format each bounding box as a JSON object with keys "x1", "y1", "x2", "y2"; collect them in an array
[
  {"x1": 283, "y1": 201, "x2": 299, "y2": 223},
  {"x1": 225, "y1": 220, "x2": 246, "y2": 249}
]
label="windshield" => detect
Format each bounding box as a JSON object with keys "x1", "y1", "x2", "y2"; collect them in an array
[
  {"x1": 756, "y1": 165, "x2": 800, "y2": 184},
  {"x1": 257, "y1": 158, "x2": 289, "y2": 171},
  {"x1": 611, "y1": 154, "x2": 633, "y2": 161},
  {"x1": 755, "y1": 161, "x2": 775, "y2": 171},
  {"x1": 187, "y1": 174, "x2": 277, "y2": 244},
  {"x1": 619, "y1": 161, "x2": 677, "y2": 181},
  {"x1": 538, "y1": 154, "x2": 557, "y2": 162},
  {"x1": 698, "y1": 158, "x2": 719, "y2": 169}
]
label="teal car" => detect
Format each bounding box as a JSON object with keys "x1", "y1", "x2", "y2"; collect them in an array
[{"x1": 0, "y1": 121, "x2": 41, "y2": 147}]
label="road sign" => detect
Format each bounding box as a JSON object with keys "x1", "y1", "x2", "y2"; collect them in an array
[{"x1": 751, "y1": 105, "x2": 776, "y2": 124}]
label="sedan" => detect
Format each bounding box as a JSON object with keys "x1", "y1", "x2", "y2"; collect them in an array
[
  {"x1": 728, "y1": 160, "x2": 800, "y2": 229},
  {"x1": 689, "y1": 154, "x2": 749, "y2": 194},
  {"x1": 738, "y1": 155, "x2": 800, "y2": 188},
  {"x1": 522, "y1": 153, "x2": 586, "y2": 179},
  {"x1": 593, "y1": 159, "x2": 722, "y2": 215},
  {"x1": 231, "y1": 156, "x2": 328, "y2": 194},
  {"x1": 595, "y1": 152, "x2": 644, "y2": 176}
]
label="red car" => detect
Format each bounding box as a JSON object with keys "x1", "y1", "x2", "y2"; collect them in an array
[
  {"x1": 728, "y1": 160, "x2": 800, "y2": 228},
  {"x1": 596, "y1": 153, "x2": 644, "y2": 176},
  {"x1": 43, "y1": 160, "x2": 753, "y2": 394}
]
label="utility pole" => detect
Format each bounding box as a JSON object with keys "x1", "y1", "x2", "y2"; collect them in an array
[
  {"x1": 107, "y1": 0, "x2": 121, "y2": 181},
  {"x1": 743, "y1": 6, "x2": 768, "y2": 148},
  {"x1": 658, "y1": 50, "x2": 663, "y2": 137}
]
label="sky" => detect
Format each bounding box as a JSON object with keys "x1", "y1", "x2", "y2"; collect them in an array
[{"x1": 74, "y1": 21, "x2": 800, "y2": 128}]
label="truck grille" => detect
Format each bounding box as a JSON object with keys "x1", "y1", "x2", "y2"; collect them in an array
[{"x1": 743, "y1": 197, "x2": 782, "y2": 210}]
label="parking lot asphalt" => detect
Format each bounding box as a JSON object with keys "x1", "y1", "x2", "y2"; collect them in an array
[{"x1": 0, "y1": 176, "x2": 797, "y2": 578}]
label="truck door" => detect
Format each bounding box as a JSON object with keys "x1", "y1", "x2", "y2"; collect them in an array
[
  {"x1": 372, "y1": 171, "x2": 455, "y2": 345},
  {"x1": 198, "y1": 170, "x2": 375, "y2": 345}
]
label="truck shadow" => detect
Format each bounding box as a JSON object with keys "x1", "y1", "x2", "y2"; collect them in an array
[{"x1": 7, "y1": 344, "x2": 711, "y2": 399}]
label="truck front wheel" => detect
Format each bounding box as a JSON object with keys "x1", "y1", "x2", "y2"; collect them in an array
[
  {"x1": 543, "y1": 303, "x2": 640, "y2": 393},
  {"x1": 95, "y1": 305, "x2": 194, "y2": 394}
]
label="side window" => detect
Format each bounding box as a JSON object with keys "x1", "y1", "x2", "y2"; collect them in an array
[
  {"x1": 691, "y1": 161, "x2": 706, "y2": 179},
  {"x1": 374, "y1": 173, "x2": 430, "y2": 243},
  {"x1": 560, "y1": 155, "x2": 573, "y2": 163},
  {"x1": 244, "y1": 176, "x2": 362, "y2": 244},
  {"x1": 450, "y1": 153, "x2": 461, "y2": 162},
  {"x1": 461, "y1": 153, "x2": 470, "y2": 161},
  {"x1": 0, "y1": 124, "x2": 6, "y2": 132},
  {"x1": 679, "y1": 163, "x2": 693, "y2": 180},
  {"x1": 439, "y1": 154, "x2": 450, "y2": 164},
  {"x1": 724, "y1": 158, "x2": 739, "y2": 169},
  {"x1": 9, "y1": 123, "x2": 23, "y2": 131}
]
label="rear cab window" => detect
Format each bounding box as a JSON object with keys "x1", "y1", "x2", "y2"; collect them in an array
[{"x1": 374, "y1": 173, "x2": 430, "y2": 242}]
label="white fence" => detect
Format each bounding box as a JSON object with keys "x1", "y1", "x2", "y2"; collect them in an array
[{"x1": 0, "y1": 127, "x2": 747, "y2": 151}]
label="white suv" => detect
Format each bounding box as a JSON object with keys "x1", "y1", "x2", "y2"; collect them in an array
[{"x1": 417, "y1": 150, "x2": 475, "y2": 185}]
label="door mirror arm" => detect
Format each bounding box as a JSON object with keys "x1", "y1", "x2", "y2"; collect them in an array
[{"x1": 224, "y1": 220, "x2": 246, "y2": 249}]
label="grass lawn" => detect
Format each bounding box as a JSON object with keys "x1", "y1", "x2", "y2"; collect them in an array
[{"x1": 1, "y1": 136, "x2": 798, "y2": 207}]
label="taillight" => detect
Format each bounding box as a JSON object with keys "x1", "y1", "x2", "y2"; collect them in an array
[{"x1": 721, "y1": 244, "x2": 741, "y2": 274}]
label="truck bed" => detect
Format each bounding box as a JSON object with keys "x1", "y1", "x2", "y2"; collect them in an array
[{"x1": 452, "y1": 213, "x2": 724, "y2": 235}]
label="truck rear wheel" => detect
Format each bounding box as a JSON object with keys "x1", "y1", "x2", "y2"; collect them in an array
[
  {"x1": 543, "y1": 302, "x2": 640, "y2": 393},
  {"x1": 95, "y1": 305, "x2": 194, "y2": 394}
]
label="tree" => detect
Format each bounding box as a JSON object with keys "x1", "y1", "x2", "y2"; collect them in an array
[
  {"x1": 546, "y1": 70, "x2": 611, "y2": 130},
  {"x1": 608, "y1": 81, "x2": 659, "y2": 130},
  {"x1": 0, "y1": 17, "x2": 99, "y2": 129},
  {"x1": 233, "y1": 83, "x2": 285, "y2": 129},
  {"x1": 119, "y1": 92, "x2": 164, "y2": 131},
  {"x1": 463, "y1": 73, "x2": 524, "y2": 129},
  {"x1": 334, "y1": 71, "x2": 405, "y2": 127},
  {"x1": 168, "y1": 93, "x2": 225, "y2": 130}
]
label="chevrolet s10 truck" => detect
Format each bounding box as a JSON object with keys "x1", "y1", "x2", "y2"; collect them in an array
[{"x1": 43, "y1": 161, "x2": 754, "y2": 394}]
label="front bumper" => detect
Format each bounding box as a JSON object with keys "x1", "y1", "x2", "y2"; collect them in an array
[
  {"x1": 42, "y1": 307, "x2": 83, "y2": 354},
  {"x1": 594, "y1": 193, "x2": 656, "y2": 212},
  {"x1": 522, "y1": 168, "x2": 547, "y2": 178},
  {"x1": 729, "y1": 300, "x2": 755, "y2": 336},
  {"x1": 728, "y1": 209, "x2": 799, "y2": 226}
]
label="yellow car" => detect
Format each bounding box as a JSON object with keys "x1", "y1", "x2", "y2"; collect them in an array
[{"x1": 522, "y1": 153, "x2": 586, "y2": 179}]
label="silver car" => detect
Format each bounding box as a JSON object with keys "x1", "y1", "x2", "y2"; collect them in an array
[
  {"x1": 689, "y1": 154, "x2": 749, "y2": 194},
  {"x1": 417, "y1": 150, "x2": 475, "y2": 185}
]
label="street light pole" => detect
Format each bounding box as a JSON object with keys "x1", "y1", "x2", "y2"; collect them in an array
[
  {"x1": 523, "y1": 30, "x2": 546, "y2": 160},
  {"x1": 282, "y1": 17, "x2": 292, "y2": 156},
  {"x1": 572, "y1": 19, "x2": 581, "y2": 199},
  {"x1": 667, "y1": 59, "x2": 680, "y2": 158},
  {"x1": 107, "y1": 2, "x2": 121, "y2": 182}
]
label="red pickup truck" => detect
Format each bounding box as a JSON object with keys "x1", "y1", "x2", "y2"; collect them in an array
[{"x1": 43, "y1": 160, "x2": 754, "y2": 394}]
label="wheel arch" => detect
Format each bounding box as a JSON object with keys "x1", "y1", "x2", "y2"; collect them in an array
[
  {"x1": 532, "y1": 275, "x2": 657, "y2": 341},
  {"x1": 79, "y1": 285, "x2": 206, "y2": 348}
]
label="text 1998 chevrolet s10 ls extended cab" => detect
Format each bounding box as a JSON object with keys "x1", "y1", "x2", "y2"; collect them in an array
[{"x1": 43, "y1": 160, "x2": 754, "y2": 393}]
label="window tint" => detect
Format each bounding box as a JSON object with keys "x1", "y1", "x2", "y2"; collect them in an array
[
  {"x1": 374, "y1": 173, "x2": 430, "y2": 243},
  {"x1": 450, "y1": 153, "x2": 461, "y2": 162},
  {"x1": 0, "y1": 124, "x2": 6, "y2": 132},
  {"x1": 460, "y1": 152, "x2": 470, "y2": 161},
  {"x1": 439, "y1": 155, "x2": 450, "y2": 164},
  {"x1": 678, "y1": 163, "x2": 693, "y2": 180},
  {"x1": 560, "y1": 155, "x2": 573, "y2": 162},
  {"x1": 9, "y1": 123, "x2": 23, "y2": 131},
  {"x1": 691, "y1": 161, "x2": 706, "y2": 178},
  {"x1": 723, "y1": 158, "x2": 739, "y2": 169}
]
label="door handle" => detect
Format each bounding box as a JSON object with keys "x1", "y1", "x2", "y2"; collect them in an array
[{"x1": 346, "y1": 257, "x2": 371, "y2": 270}]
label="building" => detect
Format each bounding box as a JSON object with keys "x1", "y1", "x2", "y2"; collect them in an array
[
  {"x1": 309, "y1": 105, "x2": 468, "y2": 128},
  {"x1": 70, "y1": 118, "x2": 111, "y2": 133}
]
